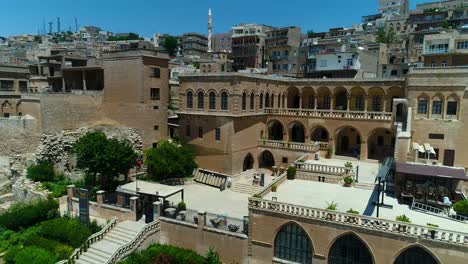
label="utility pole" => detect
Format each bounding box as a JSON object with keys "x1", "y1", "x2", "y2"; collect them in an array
[
  {"x1": 48, "y1": 21, "x2": 53, "y2": 35},
  {"x1": 43, "y1": 18, "x2": 46, "y2": 36},
  {"x1": 75, "y1": 17, "x2": 79, "y2": 32},
  {"x1": 57, "y1": 17, "x2": 61, "y2": 33}
]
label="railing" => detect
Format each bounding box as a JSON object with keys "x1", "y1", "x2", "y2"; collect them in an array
[
  {"x1": 107, "y1": 220, "x2": 160, "y2": 263},
  {"x1": 258, "y1": 139, "x2": 327, "y2": 153},
  {"x1": 294, "y1": 162, "x2": 350, "y2": 176},
  {"x1": 205, "y1": 212, "x2": 247, "y2": 234},
  {"x1": 264, "y1": 108, "x2": 392, "y2": 121},
  {"x1": 253, "y1": 171, "x2": 288, "y2": 198},
  {"x1": 248, "y1": 197, "x2": 468, "y2": 246},
  {"x1": 424, "y1": 48, "x2": 449, "y2": 55},
  {"x1": 412, "y1": 201, "x2": 468, "y2": 223},
  {"x1": 61, "y1": 217, "x2": 118, "y2": 264}
]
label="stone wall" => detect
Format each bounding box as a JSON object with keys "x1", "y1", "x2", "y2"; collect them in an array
[{"x1": 0, "y1": 116, "x2": 41, "y2": 156}]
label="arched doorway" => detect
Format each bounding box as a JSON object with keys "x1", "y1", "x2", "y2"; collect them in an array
[
  {"x1": 268, "y1": 120, "x2": 284, "y2": 141},
  {"x1": 259, "y1": 150, "x2": 275, "y2": 168},
  {"x1": 368, "y1": 128, "x2": 395, "y2": 161},
  {"x1": 287, "y1": 86, "x2": 300, "y2": 108},
  {"x1": 243, "y1": 153, "x2": 254, "y2": 171},
  {"x1": 335, "y1": 126, "x2": 361, "y2": 158},
  {"x1": 328, "y1": 234, "x2": 373, "y2": 264},
  {"x1": 317, "y1": 87, "x2": 332, "y2": 110},
  {"x1": 334, "y1": 87, "x2": 348, "y2": 110},
  {"x1": 289, "y1": 122, "x2": 305, "y2": 143},
  {"x1": 394, "y1": 246, "x2": 439, "y2": 264},
  {"x1": 311, "y1": 126, "x2": 329, "y2": 142},
  {"x1": 274, "y1": 223, "x2": 313, "y2": 264}
]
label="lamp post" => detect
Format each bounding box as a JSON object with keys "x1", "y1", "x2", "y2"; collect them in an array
[{"x1": 135, "y1": 159, "x2": 142, "y2": 194}]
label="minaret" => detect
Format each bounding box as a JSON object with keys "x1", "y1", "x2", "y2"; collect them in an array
[{"x1": 207, "y1": 8, "x2": 213, "y2": 53}]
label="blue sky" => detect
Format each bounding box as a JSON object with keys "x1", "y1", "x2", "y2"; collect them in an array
[{"x1": 1, "y1": 0, "x2": 432, "y2": 37}]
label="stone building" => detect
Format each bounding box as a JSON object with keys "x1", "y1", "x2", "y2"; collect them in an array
[
  {"x1": 423, "y1": 29, "x2": 468, "y2": 67},
  {"x1": 181, "y1": 32, "x2": 208, "y2": 58},
  {"x1": 265, "y1": 26, "x2": 303, "y2": 76},
  {"x1": 231, "y1": 24, "x2": 274, "y2": 70}
]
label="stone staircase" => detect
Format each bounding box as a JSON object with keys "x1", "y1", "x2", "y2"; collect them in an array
[
  {"x1": 231, "y1": 170, "x2": 261, "y2": 195},
  {"x1": 75, "y1": 221, "x2": 146, "y2": 264},
  {"x1": 354, "y1": 182, "x2": 377, "y2": 190}
]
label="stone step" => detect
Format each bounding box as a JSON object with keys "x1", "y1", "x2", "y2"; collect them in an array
[
  {"x1": 103, "y1": 236, "x2": 126, "y2": 246},
  {"x1": 354, "y1": 182, "x2": 376, "y2": 190},
  {"x1": 106, "y1": 231, "x2": 133, "y2": 242},
  {"x1": 112, "y1": 226, "x2": 138, "y2": 237},
  {"x1": 231, "y1": 183, "x2": 260, "y2": 195},
  {"x1": 85, "y1": 247, "x2": 112, "y2": 260},
  {"x1": 79, "y1": 250, "x2": 109, "y2": 264},
  {"x1": 75, "y1": 254, "x2": 103, "y2": 264}
]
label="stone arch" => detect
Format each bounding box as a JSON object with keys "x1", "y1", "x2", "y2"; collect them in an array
[
  {"x1": 431, "y1": 93, "x2": 444, "y2": 116},
  {"x1": 350, "y1": 87, "x2": 366, "y2": 111},
  {"x1": 267, "y1": 120, "x2": 284, "y2": 141},
  {"x1": 367, "y1": 128, "x2": 395, "y2": 161},
  {"x1": 393, "y1": 245, "x2": 440, "y2": 264},
  {"x1": 249, "y1": 92, "x2": 255, "y2": 111},
  {"x1": 259, "y1": 93, "x2": 264, "y2": 109},
  {"x1": 446, "y1": 93, "x2": 460, "y2": 118},
  {"x1": 386, "y1": 86, "x2": 404, "y2": 112},
  {"x1": 416, "y1": 93, "x2": 429, "y2": 115},
  {"x1": 333, "y1": 86, "x2": 348, "y2": 110},
  {"x1": 208, "y1": 91, "x2": 216, "y2": 110},
  {"x1": 259, "y1": 150, "x2": 275, "y2": 168},
  {"x1": 197, "y1": 90, "x2": 205, "y2": 110},
  {"x1": 274, "y1": 222, "x2": 314, "y2": 264},
  {"x1": 186, "y1": 90, "x2": 194, "y2": 109},
  {"x1": 301, "y1": 86, "x2": 315, "y2": 109},
  {"x1": 327, "y1": 232, "x2": 374, "y2": 264},
  {"x1": 310, "y1": 125, "x2": 329, "y2": 143},
  {"x1": 317, "y1": 87, "x2": 332, "y2": 109},
  {"x1": 241, "y1": 92, "x2": 247, "y2": 111},
  {"x1": 335, "y1": 126, "x2": 361, "y2": 158},
  {"x1": 265, "y1": 92, "x2": 270, "y2": 108},
  {"x1": 289, "y1": 121, "x2": 306, "y2": 143},
  {"x1": 368, "y1": 87, "x2": 385, "y2": 112},
  {"x1": 287, "y1": 86, "x2": 300, "y2": 108},
  {"x1": 271, "y1": 93, "x2": 275, "y2": 108},
  {"x1": 243, "y1": 153, "x2": 254, "y2": 171},
  {"x1": 220, "y1": 91, "x2": 229, "y2": 110}
]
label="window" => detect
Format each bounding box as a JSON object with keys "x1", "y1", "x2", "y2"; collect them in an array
[
  {"x1": 274, "y1": 223, "x2": 312, "y2": 264},
  {"x1": 221, "y1": 92, "x2": 228, "y2": 110},
  {"x1": 241, "y1": 93, "x2": 247, "y2": 111},
  {"x1": 187, "y1": 91, "x2": 193, "y2": 109},
  {"x1": 271, "y1": 94, "x2": 275, "y2": 108},
  {"x1": 323, "y1": 96, "x2": 331, "y2": 109},
  {"x1": 259, "y1": 93, "x2": 263, "y2": 109},
  {"x1": 151, "y1": 67, "x2": 160, "y2": 78},
  {"x1": 355, "y1": 95, "x2": 364, "y2": 111},
  {"x1": 215, "y1": 128, "x2": 221, "y2": 141},
  {"x1": 150, "y1": 88, "x2": 160, "y2": 100},
  {"x1": 197, "y1": 92, "x2": 204, "y2": 110},
  {"x1": 432, "y1": 100, "x2": 442, "y2": 115},
  {"x1": 372, "y1": 96, "x2": 381, "y2": 111},
  {"x1": 153, "y1": 125, "x2": 159, "y2": 131},
  {"x1": 457, "y1": 41, "x2": 468, "y2": 49},
  {"x1": 265, "y1": 93, "x2": 270, "y2": 108},
  {"x1": 447, "y1": 101, "x2": 457, "y2": 116},
  {"x1": 186, "y1": 125, "x2": 191, "y2": 137},
  {"x1": 320, "y1": 60, "x2": 327, "y2": 67},
  {"x1": 417, "y1": 99, "x2": 427, "y2": 114},
  {"x1": 308, "y1": 95, "x2": 315, "y2": 109},
  {"x1": 153, "y1": 105, "x2": 159, "y2": 110},
  {"x1": 209, "y1": 92, "x2": 216, "y2": 110},
  {"x1": 198, "y1": 127, "x2": 203, "y2": 138},
  {"x1": 347, "y1": 59, "x2": 354, "y2": 66},
  {"x1": 250, "y1": 93, "x2": 255, "y2": 111},
  {"x1": 429, "y1": 133, "x2": 444, "y2": 140},
  {"x1": 282, "y1": 157, "x2": 288, "y2": 163}
]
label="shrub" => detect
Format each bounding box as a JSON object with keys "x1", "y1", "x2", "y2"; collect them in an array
[
  {"x1": 287, "y1": 166, "x2": 296, "y2": 180},
  {"x1": 347, "y1": 208, "x2": 359, "y2": 214},
  {"x1": 177, "y1": 201, "x2": 187, "y2": 211},
  {"x1": 344, "y1": 162, "x2": 353, "y2": 168},
  {"x1": 205, "y1": 247, "x2": 222, "y2": 264},
  {"x1": 271, "y1": 184, "x2": 278, "y2": 192},
  {"x1": 427, "y1": 223, "x2": 439, "y2": 228},
  {"x1": 38, "y1": 217, "x2": 92, "y2": 248},
  {"x1": 9, "y1": 246, "x2": 57, "y2": 264},
  {"x1": 453, "y1": 200, "x2": 468, "y2": 217},
  {"x1": 0, "y1": 198, "x2": 59, "y2": 231},
  {"x1": 344, "y1": 176, "x2": 354, "y2": 185},
  {"x1": 26, "y1": 161, "x2": 55, "y2": 182},
  {"x1": 24, "y1": 235, "x2": 73, "y2": 260},
  {"x1": 326, "y1": 201, "x2": 338, "y2": 211},
  {"x1": 396, "y1": 214, "x2": 411, "y2": 223},
  {"x1": 121, "y1": 243, "x2": 206, "y2": 264}
]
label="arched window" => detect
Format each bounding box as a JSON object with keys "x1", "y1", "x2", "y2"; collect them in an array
[
  {"x1": 274, "y1": 223, "x2": 312, "y2": 264},
  {"x1": 265, "y1": 93, "x2": 270, "y2": 108},
  {"x1": 277, "y1": 94, "x2": 281, "y2": 108},
  {"x1": 221, "y1": 92, "x2": 228, "y2": 110},
  {"x1": 417, "y1": 97, "x2": 428, "y2": 114},
  {"x1": 282, "y1": 94, "x2": 285, "y2": 108},
  {"x1": 259, "y1": 93, "x2": 264, "y2": 109},
  {"x1": 446, "y1": 96, "x2": 458, "y2": 118},
  {"x1": 250, "y1": 93, "x2": 255, "y2": 111},
  {"x1": 394, "y1": 246, "x2": 438, "y2": 264},
  {"x1": 242, "y1": 92, "x2": 247, "y2": 111},
  {"x1": 372, "y1": 95, "x2": 381, "y2": 112},
  {"x1": 187, "y1": 91, "x2": 193, "y2": 109},
  {"x1": 271, "y1": 94, "x2": 275, "y2": 108},
  {"x1": 209, "y1": 92, "x2": 216, "y2": 110},
  {"x1": 328, "y1": 234, "x2": 373, "y2": 264},
  {"x1": 197, "y1": 91, "x2": 204, "y2": 110},
  {"x1": 432, "y1": 96, "x2": 443, "y2": 115}
]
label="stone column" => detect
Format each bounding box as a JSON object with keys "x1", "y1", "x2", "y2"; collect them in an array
[
  {"x1": 62, "y1": 78, "x2": 66, "y2": 92},
  {"x1": 96, "y1": 190, "x2": 105, "y2": 208},
  {"x1": 360, "y1": 141, "x2": 367, "y2": 161},
  {"x1": 130, "y1": 196, "x2": 139, "y2": 221},
  {"x1": 330, "y1": 97, "x2": 335, "y2": 110},
  {"x1": 66, "y1": 185, "x2": 75, "y2": 216},
  {"x1": 383, "y1": 96, "x2": 387, "y2": 112},
  {"x1": 346, "y1": 96, "x2": 351, "y2": 111},
  {"x1": 153, "y1": 201, "x2": 162, "y2": 220},
  {"x1": 443, "y1": 99, "x2": 448, "y2": 120},
  {"x1": 314, "y1": 97, "x2": 317, "y2": 110},
  {"x1": 428, "y1": 99, "x2": 432, "y2": 119},
  {"x1": 299, "y1": 94, "x2": 302, "y2": 109},
  {"x1": 82, "y1": 71, "x2": 87, "y2": 91},
  {"x1": 14, "y1": 80, "x2": 20, "y2": 93},
  {"x1": 364, "y1": 96, "x2": 369, "y2": 112}
]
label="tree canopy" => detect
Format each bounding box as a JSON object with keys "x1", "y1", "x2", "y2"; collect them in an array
[
  {"x1": 163, "y1": 36, "x2": 179, "y2": 56},
  {"x1": 73, "y1": 131, "x2": 137, "y2": 191},
  {"x1": 144, "y1": 140, "x2": 197, "y2": 181},
  {"x1": 107, "y1": 32, "x2": 143, "y2": 41},
  {"x1": 376, "y1": 28, "x2": 398, "y2": 44}
]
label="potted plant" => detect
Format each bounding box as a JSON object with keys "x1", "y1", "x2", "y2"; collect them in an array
[
  {"x1": 325, "y1": 201, "x2": 338, "y2": 220},
  {"x1": 327, "y1": 145, "x2": 334, "y2": 159},
  {"x1": 343, "y1": 176, "x2": 354, "y2": 187},
  {"x1": 346, "y1": 208, "x2": 359, "y2": 223},
  {"x1": 271, "y1": 184, "x2": 278, "y2": 192},
  {"x1": 177, "y1": 201, "x2": 186, "y2": 211},
  {"x1": 344, "y1": 162, "x2": 353, "y2": 174},
  {"x1": 396, "y1": 214, "x2": 411, "y2": 232},
  {"x1": 287, "y1": 166, "x2": 296, "y2": 180}
]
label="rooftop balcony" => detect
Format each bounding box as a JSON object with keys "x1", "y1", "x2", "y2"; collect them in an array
[
  {"x1": 264, "y1": 108, "x2": 393, "y2": 121},
  {"x1": 258, "y1": 139, "x2": 328, "y2": 153}
]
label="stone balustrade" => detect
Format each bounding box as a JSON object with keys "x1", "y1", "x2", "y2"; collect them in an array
[
  {"x1": 248, "y1": 197, "x2": 468, "y2": 246},
  {"x1": 253, "y1": 171, "x2": 288, "y2": 198},
  {"x1": 294, "y1": 162, "x2": 351, "y2": 176},
  {"x1": 264, "y1": 108, "x2": 393, "y2": 121},
  {"x1": 193, "y1": 168, "x2": 230, "y2": 190},
  {"x1": 258, "y1": 139, "x2": 327, "y2": 153}
]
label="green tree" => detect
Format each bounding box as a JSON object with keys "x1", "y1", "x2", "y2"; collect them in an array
[
  {"x1": 441, "y1": 20, "x2": 450, "y2": 29},
  {"x1": 27, "y1": 161, "x2": 56, "y2": 182},
  {"x1": 376, "y1": 28, "x2": 398, "y2": 44},
  {"x1": 205, "y1": 247, "x2": 222, "y2": 264},
  {"x1": 8, "y1": 246, "x2": 57, "y2": 264},
  {"x1": 73, "y1": 131, "x2": 137, "y2": 191},
  {"x1": 144, "y1": 140, "x2": 197, "y2": 181},
  {"x1": 163, "y1": 36, "x2": 179, "y2": 56},
  {"x1": 307, "y1": 30, "x2": 315, "y2": 38},
  {"x1": 0, "y1": 198, "x2": 59, "y2": 231},
  {"x1": 453, "y1": 200, "x2": 468, "y2": 216}
]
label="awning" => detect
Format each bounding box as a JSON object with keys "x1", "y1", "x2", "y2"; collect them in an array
[
  {"x1": 395, "y1": 162, "x2": 468, "y2": 180},
  {"x1": 423, "y1": 143, "x2": 436, "y2": 155},
  {"x1": 412, "y1": 142, "x2": 425, "y2": 153}
]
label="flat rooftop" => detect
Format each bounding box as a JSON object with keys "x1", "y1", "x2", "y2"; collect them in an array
[
  {"x1": 117, "y1": 180, "x2": 183, "y2": 198},
  {"x1": 264, "y1": 180, "x2": 467, "y2": 231}
]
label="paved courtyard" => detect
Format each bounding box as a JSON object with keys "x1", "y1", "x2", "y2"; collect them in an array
[
  {"x1": 305, "y1": 157, "x2": 380, "y2": 183},
  {"x1": 264, "y1": 180, "x2": 467, "y2": 231}
]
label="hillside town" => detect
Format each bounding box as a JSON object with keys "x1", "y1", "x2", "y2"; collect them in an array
[{"x1": 0, "y1": 0, "x2": 468, "y2": 263}]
